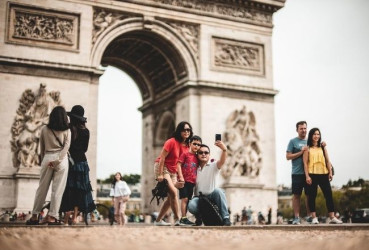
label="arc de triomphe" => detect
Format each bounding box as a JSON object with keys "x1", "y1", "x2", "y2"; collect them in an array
[{"x1": 0, "y1": 0, "x2": 285, "y2": 219}]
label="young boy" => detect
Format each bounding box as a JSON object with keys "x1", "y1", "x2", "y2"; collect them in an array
[{"x1": 177, "y1": 135, "x2": 202, "y2": 225}]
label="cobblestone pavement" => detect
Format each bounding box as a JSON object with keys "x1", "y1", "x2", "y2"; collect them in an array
[{"x1": 1, "y1": 223, "x2": 368, "y2": 250}]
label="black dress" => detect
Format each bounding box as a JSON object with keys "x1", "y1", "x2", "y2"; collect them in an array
[{"x1": 60, "y1": 127, "x2": 96, "y2": 213}]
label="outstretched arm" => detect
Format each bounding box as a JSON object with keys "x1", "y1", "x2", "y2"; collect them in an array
[{"x1": 215, "y1": 141, "x2": 227, "y2": 169}]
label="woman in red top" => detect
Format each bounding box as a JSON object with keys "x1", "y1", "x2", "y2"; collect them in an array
[{"x1": 154, "y1": 121, "x2": 193, "y2": 226}]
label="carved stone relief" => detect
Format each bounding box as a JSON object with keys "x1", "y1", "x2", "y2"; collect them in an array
[
  {"x1": 93, "y1": 8, "x2": 141, "y2": 44},
  {"x1": 222, "y1": 106, "x2": 262, "y2": 178},
  {"x1": 159, "y1": 19, "x2": 199, "y2": 59},
  {"x1": 10, "y1": 84, "x2": 62, "y2": 169},
  {"x1": 149, "y1": 0, "x2": 273, "y2": 26},
  {"x1": 6, "y1": 3, "x2": 80, "y2": 51},
  {"x1": 212, "y1": 37, "x2": 264, "y2": 76}
]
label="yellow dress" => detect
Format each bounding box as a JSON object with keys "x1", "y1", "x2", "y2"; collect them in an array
[{"x1": 308, "y1": 147, "x2": 328, "y2": 174}]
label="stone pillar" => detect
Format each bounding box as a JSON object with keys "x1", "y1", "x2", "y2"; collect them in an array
[{"x1": 13, "y1": 167, "x2": 40, "y2": 213}]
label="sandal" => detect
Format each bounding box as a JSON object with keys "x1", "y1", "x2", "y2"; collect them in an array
[{"x1": 48, "y1": 218, "x2": 64, "y2": 226}]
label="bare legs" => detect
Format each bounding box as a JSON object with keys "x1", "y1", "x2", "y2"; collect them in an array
[{"x1": 155, "y1": 174, "x2": 180, "y2": 222}]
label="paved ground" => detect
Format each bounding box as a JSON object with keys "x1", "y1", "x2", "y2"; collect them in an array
[{"x1": 1, "y1": 223, "x2": 368, "y2": 250}]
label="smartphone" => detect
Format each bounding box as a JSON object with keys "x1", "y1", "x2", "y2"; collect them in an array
[{"x1": 215, "y1": 134, "x2": 221, "y2": 141}]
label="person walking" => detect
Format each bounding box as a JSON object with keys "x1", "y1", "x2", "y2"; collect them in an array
[
  {"x1": 26, "y1": 106, "x2": 71, "y2": 225},
  {"x1": 60, "y1": 105, "x2": 95, "y2": 225},
  {"x1": 303, "y1": 128, "x2": 342, "y2": 224},
  {"x1": 110, "y1": 172, "x2": 131, "y2": 225},
  {"x1": 154, "y1": 121, "x2": 193, "y2": 226}
]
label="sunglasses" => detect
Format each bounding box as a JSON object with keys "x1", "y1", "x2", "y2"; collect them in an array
[
  {"x1": 198, "y1": 151, "x2": 209, "y2": 155},
  {"x1": 192, "y1": 143, "x2": 201, "y2": 147},
  {"x1": 182, "y1": 128, "x2": 191, "y2": 132}
]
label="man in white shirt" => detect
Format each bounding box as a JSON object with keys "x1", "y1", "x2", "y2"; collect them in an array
[{"x1": 188, "y1": 140, "x2": 231, "y2": 226}]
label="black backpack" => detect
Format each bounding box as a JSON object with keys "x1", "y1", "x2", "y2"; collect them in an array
[
  {"x1": 150, "y1": 179, "x2": 169, "y2": 205},
  {"x1": 198, "y1": 192, "x2": 223, "y2": 226}
]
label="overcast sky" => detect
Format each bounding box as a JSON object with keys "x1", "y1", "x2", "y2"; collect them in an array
[{"x1": 97, "y1": 0, "x2": 369, "y2": 187}]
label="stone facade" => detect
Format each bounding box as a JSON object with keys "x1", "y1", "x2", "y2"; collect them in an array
[{"x1": 0, "y1": 0, "x2": 285, "y2": 221}]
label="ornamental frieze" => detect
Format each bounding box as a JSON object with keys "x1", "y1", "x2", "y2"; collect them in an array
[
  {"x1": 212, "y1": 37, "x2": 264, "y2": 76},
  {"x1": 93, "y1": 8, "x2": 142, "y2": 44},
  {"x1": 6, "y1": 3, "x2": 80, "y2": 51},
  {"x1": 149, "y1": 0, "x2": 273, "y2": 26},
  {"x1": 158, "y1": 18, "x2": 199, "y2": 59}
]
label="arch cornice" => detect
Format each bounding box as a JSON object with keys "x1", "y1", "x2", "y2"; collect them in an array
[{"x1": 90, "y1": 17, "x2": 198, "y2": 82}]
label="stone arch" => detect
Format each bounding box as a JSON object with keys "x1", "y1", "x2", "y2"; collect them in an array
[
  {"x1": 91, "y1": 17, "x2": 198, "y2": 103},
  {"x1": 154, "y1": 110, "x2": 175, "y2": 146}
]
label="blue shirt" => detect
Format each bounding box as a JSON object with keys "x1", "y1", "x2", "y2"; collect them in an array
[{"x1": 286, "y1": 137, "x2": 307, "y2": 175}]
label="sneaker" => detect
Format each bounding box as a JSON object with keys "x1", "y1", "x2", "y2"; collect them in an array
[
  {"x1": 154, "y1": 220, "x2": 171, "y2": 226},
  {"x1": 223, "y1": 218, "x2": 231, "y2": 226},
  {"x1": 174, "y1": 219, "x2": 186, "y2": 226},
  {"x1": 329, "y1": 217, "x2": 343, "y2": 224},
  {"x1": 305, "y1": 216, "x2": 313, "y2": 223},
  {"x1": 311, "y1": 217, "x2": 319, "y2": 224},
  {"x1": 180, "y1": 217, "x2": 195, "y2": 226},
  {"x1": 292, "y1": 217, "x2": 301, "y2": 225}
]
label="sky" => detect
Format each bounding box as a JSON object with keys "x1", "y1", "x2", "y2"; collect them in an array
[{"x1": 97, "y1": 0, "x2": 369, "y2": 187}]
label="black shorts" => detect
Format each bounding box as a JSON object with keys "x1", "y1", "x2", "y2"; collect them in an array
[
  {"x1": 179, "y1": 182, "x2": 195, "y2": 200},
  {"x1": 292, "y1": 174, "x2": 308, "y2": 195}
]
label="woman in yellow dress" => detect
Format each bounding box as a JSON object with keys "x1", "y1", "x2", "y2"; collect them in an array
[{"x1": 303, "y1": 127, "x2": 342, "y2": 224}]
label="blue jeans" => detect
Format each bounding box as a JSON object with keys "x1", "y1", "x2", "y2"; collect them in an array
[{"x1": 188, "y1": 188, "x2": 229, "y2": 219}]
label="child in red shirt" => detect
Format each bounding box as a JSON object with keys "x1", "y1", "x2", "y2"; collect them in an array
[{"x1": 177, "y1": 135, "x2": 202, "y2": 225}]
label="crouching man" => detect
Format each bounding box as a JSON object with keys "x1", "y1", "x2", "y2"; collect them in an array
[{"x1": 188, "y1": 140, "x2": 231, "y2": 226}]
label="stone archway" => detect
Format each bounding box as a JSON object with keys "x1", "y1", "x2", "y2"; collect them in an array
[
  {"x1": 92, "y1": 17, "x2": 198, "y2": 212},
  {"x1": 0, "y1": 0, "x2": 285, "y2": 219}
]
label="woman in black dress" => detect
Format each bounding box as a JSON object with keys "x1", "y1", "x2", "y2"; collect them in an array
[{"x1": 60, "y1": 105, "x2": 95, "y2": 224}]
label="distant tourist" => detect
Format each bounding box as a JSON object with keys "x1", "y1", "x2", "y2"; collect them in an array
[
  {"x1": 26, "y1": 106, "x2": 71, "y2": 225},
  {"x1": 303, "y1": 128, "x2": 342, "y2": 224},
  {"x1": 188, "y1": 141, "x2": 231, "y2": 226},
  {"x1": 110, "y1": 172, "x2": 131, "y2": 225},
  {"x1": 177, "y1": 135, "x2": 202, "y2": 225},
  {"x1": 60, "y1": 105, "x2": 96, "y2": 225},
  {"x1": 153, "y1": 121, "x2": 193, "y2": 226}
]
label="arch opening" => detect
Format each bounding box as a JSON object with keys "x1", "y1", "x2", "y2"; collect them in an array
[{"x1": 101, "y1": 30, "x2": 189, "y2": 103}]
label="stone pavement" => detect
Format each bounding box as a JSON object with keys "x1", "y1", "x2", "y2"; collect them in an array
[{"x1": 1, "y1": 222, "x2": 368, "y2": 250}]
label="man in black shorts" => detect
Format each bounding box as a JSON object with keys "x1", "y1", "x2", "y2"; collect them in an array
[{"x1": 286, "y1": 121, "x2": 310, "y2": 225}]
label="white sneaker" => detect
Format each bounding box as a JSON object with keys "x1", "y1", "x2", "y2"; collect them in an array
[
  {"x1": 329, "y1": 217, "x2": 343, "y2": 224},
  {"x1": 154, "y1": 220, "x2": 171, "y2": 226},
  {"x1": 174, "y1": 219, "x2": 184, "y2": 226},
  {"x1": 311, "y1": 217, "x2": 319, "y2": 224}
]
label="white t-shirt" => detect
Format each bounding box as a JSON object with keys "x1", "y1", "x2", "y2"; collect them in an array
[
  {"x1": 110, "y1": 180, "x2": 131, "y2": 197},
  {"x1": 195, "y1": 161, "x2": 220, "y2": 195}
]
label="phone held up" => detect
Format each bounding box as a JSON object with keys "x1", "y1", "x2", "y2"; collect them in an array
[{"x1": 215, "y1": 134, "x2": 221, "y2": 141}]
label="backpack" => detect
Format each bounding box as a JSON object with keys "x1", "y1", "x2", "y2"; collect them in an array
[
  {"x1": 198, "y1": 192, "x2": 223, "y2": 226},
  {"x1": 150, "y1": 179, "x2": 169, "y2": 205}
]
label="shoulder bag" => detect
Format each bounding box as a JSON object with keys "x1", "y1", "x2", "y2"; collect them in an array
[{"x1": 322, "y1": 146, "x2": 334, "y2": 175}]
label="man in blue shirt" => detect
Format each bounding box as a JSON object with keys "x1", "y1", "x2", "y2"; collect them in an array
[{"x1": 286, "y1": 121, "x2": 309, "y2": 225}]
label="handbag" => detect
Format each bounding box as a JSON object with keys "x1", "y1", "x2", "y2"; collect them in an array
[
  {"x1": 198, "y1": 192, "x2": 224, "y2": 226},
  {"x1": 150, "y1": 179, "x2": 168, "y2": 205},
  {"x1": 50, "y1": 129, "x2": 74, "y2": 166},
  {"x1": 322, "y1": 145, "x2": 334, "y2": 175}
]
